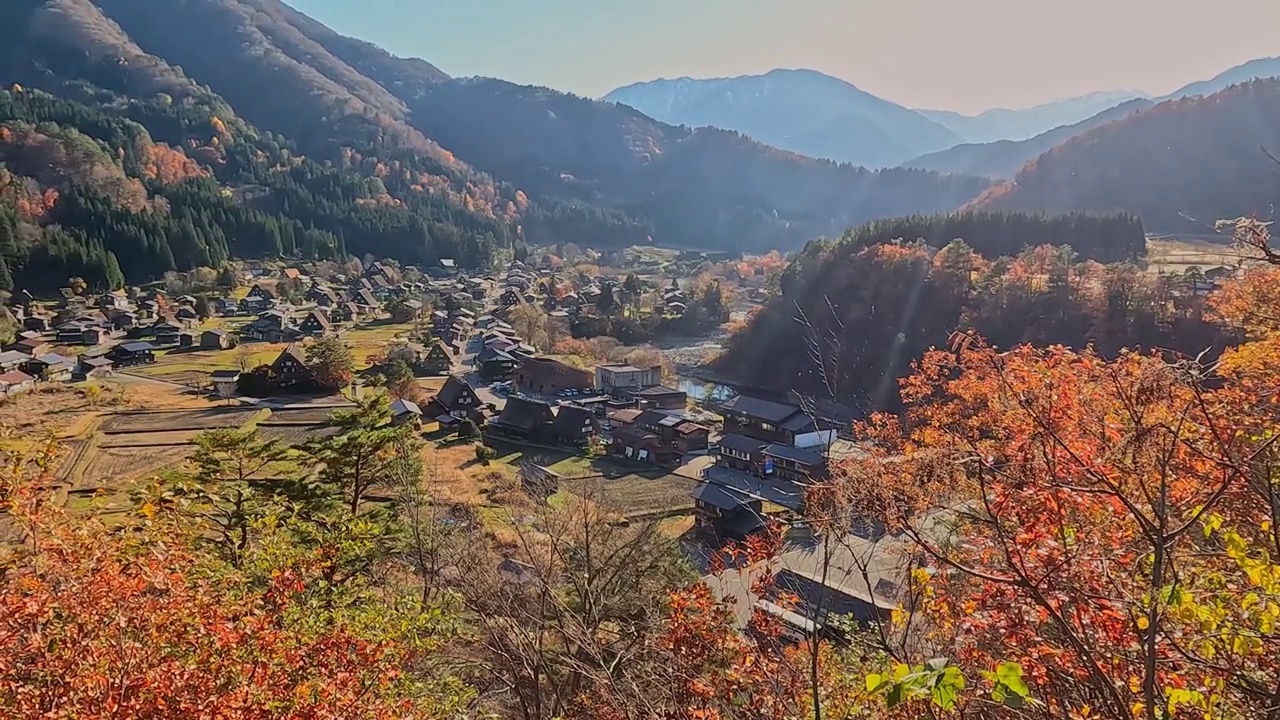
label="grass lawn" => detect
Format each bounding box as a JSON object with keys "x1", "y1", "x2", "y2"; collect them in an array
[
  {"x1": 132, "y1": 344, "x2": 284, "y2": 378},
  {"x1": 342, "y1": 321, "x2": 418, "y2": 366}
]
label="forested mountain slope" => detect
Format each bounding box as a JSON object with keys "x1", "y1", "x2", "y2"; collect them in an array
[
  {"x1": 407, "y1": 79, "x2": 991, "y2": 251},
  {"x1": 0, "y1": 0, "x2": 991, "y2": 291},
  {"x1": 715, "y1": 213, "x2": 1223, "y2": 411},
  {"x1": 905, "y1": 98, "x2": 1155, "y2": 179},
  {"x1": 967, "y1": 80, "x2": 1280, "y2": 232}
]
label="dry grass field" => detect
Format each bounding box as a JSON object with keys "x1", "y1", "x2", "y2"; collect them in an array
[
  {"x1": 99, "y1": 407, "x2": 261, "y2": 434},
  {"x1": 1146, "y1": 236, "x2": 1255, "y2": 275},
  {"x1": 559, "y1": 473, "x2": 697, "y2": 519},
  {"x1": 258, "y1": 424, "x2": 342, "y2": 447}
]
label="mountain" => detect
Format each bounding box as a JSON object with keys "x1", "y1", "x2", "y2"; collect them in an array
[
  {"x1": 918, "y1": 90, "x2": 1149, "y2": 144},
  {"x1": 967, "y1": 79, "x2": 1280, "y2": 233},
  {"x1": 0, "y1": 2, "x2": 991, "y2": 291},
  {"x1": 404, "y1": 79, "x2": 989, "y2": 251},
  {"x1": 1164, "y1": 55, "x2": 1280, "y2": 100},
  {"x1": 602, "y1": 69, "x2": 963, "y2": 168},
  {"x1": 905, "y1": 98, "x2": 1155, "y2": 179}
]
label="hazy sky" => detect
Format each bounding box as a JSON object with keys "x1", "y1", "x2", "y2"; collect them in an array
[{"x1": 285, "y1": 0, "x2": 1280, "y2": 114}]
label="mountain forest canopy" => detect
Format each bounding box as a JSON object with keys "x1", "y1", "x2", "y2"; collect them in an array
[{"x1": 717, "y1": 213, "x2": 1224, "y2": 411}]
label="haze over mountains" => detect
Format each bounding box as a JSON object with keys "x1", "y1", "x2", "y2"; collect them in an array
[{"x1": 608, "y1": 57, "x2": 1280, "y2": 177}]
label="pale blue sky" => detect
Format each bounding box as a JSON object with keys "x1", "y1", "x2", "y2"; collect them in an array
[{"x1": 286, "y1": 0, "x2": 1280, "y2": 114}]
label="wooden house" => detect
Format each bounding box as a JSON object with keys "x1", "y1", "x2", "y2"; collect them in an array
[
  {"x1": 390, "y1": 399, "x2": 424, "y2": 428},
  {"x1": 421, "y1": 375, "x2": 482, "y2": 423},
  {"x1": 420, "y1": 339, "x2": 455, "y2": 375},
  {"x1": 477, "y1": 346, "x2": 517, "y2": 380},
  {"x1": 271, "y1": 345, "x2": 316, "y2": 391},
  {"x1": 108, "y1": 342, "x2": 157, "y2": 367},
  {"x1": 22, "y1": 354, "x2": 75, "y2": 382},
  {"x1": 298, "y1": 310, "x2": 332, "y2": 337},
  {"x1": 515, "y1": 357, "x2": 593, "y2": 396},
  {"x1": 552, "y1": 403, "x2": 597, "y2": 446},
  {"x1": 200, "y1": 329, "x2": 235, "y2": 350},
  {"x1": 490, "y1": 396, "x2": 556, "y2": 442},
  {"x1": 0, "y1": 370, "x2": 36, "y2": 399}
]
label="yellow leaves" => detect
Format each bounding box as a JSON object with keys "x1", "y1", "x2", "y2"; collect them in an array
[{"x1": 1135, "y1": 616, "x2": 1150, "y2": 631}]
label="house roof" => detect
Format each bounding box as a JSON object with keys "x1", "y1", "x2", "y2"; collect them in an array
[
  {"x1": 202, "y1": 329, "x2": 229, "y2": 337},
  {"x1": 552, "y1": 404, "x2": 596, "y2": 437},
  {"x1": 763, "y1": 443, "x2": 825, "y2": 467},
  {"x1": 718, "y1": 434, "x2": 767, "y2": 455},
  {"x1": 83, "y1": 357, "x2": 114, "y2": 368},
  {"x1": 34, "y1": 353, "x2": 73, "y2": 366},
  {"x1": 636, "y1": 385, "x2": 684, "y2": 397},
  {"x1": 118, "y1": 342, "x2": 156, "y2": 353},
  {"x1": 692, "y1": 481, "x2": 747, "y2": 511},
  {"x1": 0, "y1": 370, "x2": 34, "y2": 385},
  {"x1": 702, "y1": 465, "x2": 804, "y2": 511},
  {"x1": 492, "y1": 396, "x2": 554, "y2": 432},
  {"x1": 721, "y1": 394, "x2": 804, "y2": 424},
  {"x1": 390, "y1": 399, "x2": 422, "y2": 416},
  {"x1": 12, "y1": 337, "x2": 48, "y2": 349},
  {"x1": 675, "y1": 421, "x2": 709, "y2": 436},
  {"x1": 436, "y1": 375, "x2": 475, "y2": 409},
  {"x1": 477, "y1": 347, "x2": 515, "y2": 363},
  {"x1": 0, "y1": 350, "x2": 31, "y2": 365},
  {"x1": 613, "y1": 425, "x2": 660, "y2": 444},
  {"x1": 608, "y1": 408, "x2": 643, "y2": 425},
  {"x1": 274, "y1": 345, "x2": 308, "y2": 367},
  {"x1": 210, "y1": 370, "x2": 241, "y2": 380}
]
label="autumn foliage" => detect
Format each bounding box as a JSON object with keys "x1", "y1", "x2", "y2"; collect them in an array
[{"x1": 0, "y1": 451, "x2": 440, "y2": 719}]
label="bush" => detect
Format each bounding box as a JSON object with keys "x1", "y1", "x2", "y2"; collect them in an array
[
  {"x1": 459, "y1": 419, "x2": 478, "y2": 438},
  {"x1": 474, "y1": 443, "x2": 497, "y2": 466}
]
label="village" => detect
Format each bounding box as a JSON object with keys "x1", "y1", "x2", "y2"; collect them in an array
[{"x1": 0, "y1": 246, "x2": 896, "y2": 636}]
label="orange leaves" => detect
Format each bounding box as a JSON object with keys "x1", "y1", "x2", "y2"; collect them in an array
[
  {"x1": 1209, "y1": 267, "x2": 1280, "y2": 338},
  {"x1": 0, "y1": 459, "x2": 421, "y2": 719},
  {"x1": 138, "y1": 142, "x2": 209, "y2": 185}
]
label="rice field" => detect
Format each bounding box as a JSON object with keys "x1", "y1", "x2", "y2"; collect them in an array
[
  {"x1": 99, "y1": 408, "x2": 261, "y2": 434},
  {"x1": 560, "y1": 473, "x2": 697, "y2": 519}
]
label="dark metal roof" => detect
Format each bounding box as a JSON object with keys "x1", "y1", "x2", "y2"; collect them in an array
[
  {"x1": 721, "y1": 394, "x2": 803, "y2": 424},
  {"x1": 718, "y1": 434, "x2": 767, "y2": 455},
  {"x1": 763, "y1": 443, "x2": 825, "y2": 467},
  {"x1": 702, "y1": 465, "x2": 804, "y2": 511},
  {"x1": 118, "y1": 342, "x2": 156, "y2": 353},
  {"x1": 635, "y1": 385, "x2": 684, "y2": 397},
  {"x1": 692, "y1": 481, "x2": 746, "y2": 511}
]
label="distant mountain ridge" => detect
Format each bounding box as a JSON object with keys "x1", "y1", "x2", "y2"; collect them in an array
[
  {"x1": 603, "y1": 69, "x2": 963, "y2": 168},
  {"x1": 917, "y1": 90, "x2": 1149, "y2": 144},
  {"x1": 905, "y1": 98, "x2": 1157, "y2": 179}
]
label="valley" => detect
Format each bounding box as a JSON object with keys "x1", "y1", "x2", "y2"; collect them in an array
[{"x1": 2, "y1": 2, "x2": 1280, "y2": 719}]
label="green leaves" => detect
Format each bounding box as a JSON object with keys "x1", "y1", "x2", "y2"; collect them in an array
[
  {"x1": 983, "y1": 661, "x2": 1031, "y2": 708},
  {"x1": 864, "y1": 658, "x2": 970, "y2": 712}
]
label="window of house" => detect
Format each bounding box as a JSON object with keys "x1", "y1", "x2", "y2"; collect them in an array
[{"x1": 759, "y1": 422, "x2": 776, "y2": 432}]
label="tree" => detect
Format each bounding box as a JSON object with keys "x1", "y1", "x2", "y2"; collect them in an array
[
  {"x1": 233, "y1": 344, "x2": 255, "y2": 373},
  {"x1": 305, "y1": 335, "x2": 354, "y2": 391},
  {"x1": 0, "y1": 449, "x2": 465, "y2": 719},
  {"x1": 306, "y1": 396, "x2": 409, "y2": 517},
  {"x1": 596, "y1": 283, "x2": 616, "y2": 316},
  {"x1": 509, "y1": 302, "x2": 554, "y2": 351},
  {"x1": 840, "y1": 335, "x2": 1277, "y2": 719},
  {"x1": 165, "y1": 428, "x2": 309, "y2": 563},
  {"x1": 383, "y1": 358, "x2": 420, "y2": 402},
  {"x1": 193, "y1": 295, "x2": 213, "y2": 320}
]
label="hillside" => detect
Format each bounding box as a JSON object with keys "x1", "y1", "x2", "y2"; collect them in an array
[
  {"x1": 714, "y1": 213, "x2": 1219, "y2": 410},
  {"x1": 0, "y1": 1, "x2": 992, "y2": 291},
  {"x1": 1164, "y1": 55, "x2": 1280, "y2": 100},
  {"x1": 603, "y1": 69, "x2": 963, "y2": 168},
  {"x1": 918, "y1": 90, "x2": 1148, "y2": 144},
  {"x1": 905, "y1": 98, "x2": 1155, "y2": 179},
  {"x1": 967, "y1": 79, "x2": 1280, "y2": 232},
  {"x1": 407, "y1": 78, "x2": 990, "y2": 251}
]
